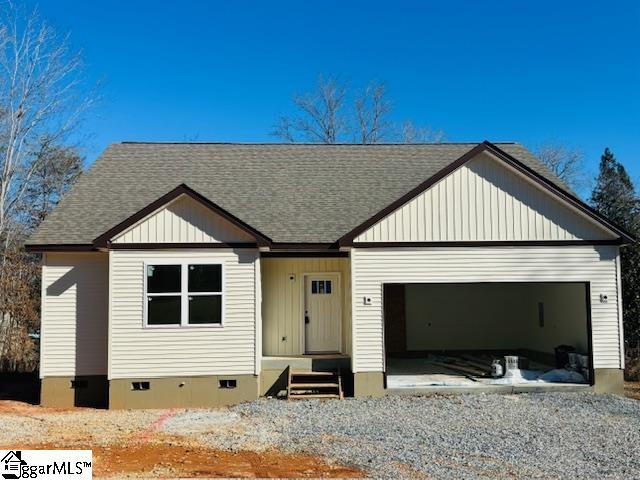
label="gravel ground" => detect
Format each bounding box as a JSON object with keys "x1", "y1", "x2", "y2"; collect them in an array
[
  {"x1": 2, "y1": 393, "x2": 639, "y2": 478},
  {"x1": 0, "y1": 404, "x2": 161, "y2": 446},
  {"x1": 163, "y1": 392, "x2": 640, "y2": 479}
]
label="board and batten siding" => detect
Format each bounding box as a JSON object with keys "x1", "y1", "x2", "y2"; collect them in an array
[
  {"x1": 109, "y1": 249, "x2": 258, "y2": 379},
  {"x1": 40, "y1": 252, "x2": 108, "y2": 378},
  {"x1": 354, "y1": 152, "x2": 614, "y2": 243},
  {"x1": 261, "y1": 257, "x2": 352, "y2": 356},
  {"x1": 112, "y1": 194, "x2": 255, "y2": 244},
  {"x1": 351, "y1": 246, "x2": 623, "y2": 372}
]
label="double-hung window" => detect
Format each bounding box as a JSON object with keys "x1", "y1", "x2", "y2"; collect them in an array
[{"x1": 145, "y1": 261, "x2": 223, "y2": 327}]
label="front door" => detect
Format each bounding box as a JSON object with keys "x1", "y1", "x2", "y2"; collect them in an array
[{"x1": 304, "y1": 274, "x2": 341, "y2": 353}]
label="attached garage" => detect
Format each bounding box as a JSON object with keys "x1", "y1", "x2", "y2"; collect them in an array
[
  {"x1": 344, "y1": 144, "x2": 631, "y2": 397},
  {"x1": 351, "y1": 246, "x2": 623, "y2": 395},
  {"x1": 383, "y1": 281, "x2": 592, "y2": 390}
]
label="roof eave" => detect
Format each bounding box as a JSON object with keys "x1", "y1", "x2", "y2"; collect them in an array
[
  {"x1": 482, "y1": 141, "x2": 637, "y2": 245},
  {"x1": 24, "y1": 243, "x2": 97, "y2": 253}
]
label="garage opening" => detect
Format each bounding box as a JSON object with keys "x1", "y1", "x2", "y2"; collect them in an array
[{"x1": 383, "y1": 282, "x2": 592, "y2": 391}]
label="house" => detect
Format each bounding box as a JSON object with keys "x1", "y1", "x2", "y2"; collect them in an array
[
  {"x1": 26, "y1": 141, "x2": 634, "y2": 408},
  {"x1": 2, "y1": 450, "x2": 26, "y2": 476}
]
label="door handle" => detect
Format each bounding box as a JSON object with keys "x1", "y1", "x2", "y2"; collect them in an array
[{"x1": 304, "y1": 311, "x2": 310, "y2": 324}]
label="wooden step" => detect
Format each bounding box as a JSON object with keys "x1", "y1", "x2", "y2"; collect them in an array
[
  {"x1": 289, "y1": 393, "x2": 341, "y2": 399},
  {"x1": 287, "y1": 369, "x2": 344, "y2": 400},
  {"x1": 290, "y1": 383, "x2": 339, "y2": 388},
  {"x1": 290, "y1": 371, "x2": 336, "y2": 376}
]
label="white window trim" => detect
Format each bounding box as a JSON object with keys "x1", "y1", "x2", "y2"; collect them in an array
[{"x1": 143, "y1": 259, "x2": 225, "y2": 328}]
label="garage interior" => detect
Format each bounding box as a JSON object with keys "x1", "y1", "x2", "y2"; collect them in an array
[{"x1": 383, "y1": 282, "x2": 592, "y2": 392}]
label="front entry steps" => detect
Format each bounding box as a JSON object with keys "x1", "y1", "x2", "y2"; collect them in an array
[{"x1": 287, "y1": 370, "x2": 344, "y2": 400}]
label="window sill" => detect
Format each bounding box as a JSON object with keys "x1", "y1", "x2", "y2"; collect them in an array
[{"x1": 142, "y1": 323, "x2": 224, "y2": 329}]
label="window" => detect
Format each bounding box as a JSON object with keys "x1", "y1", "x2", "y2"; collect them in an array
[
  {"x1": 132, "y1": 381, "x2": 150, "y2": 391},
  {"x1": 219, "y1": 379, "x2": 237, "y2": 389},
  {"x1": 311, "y1": 280, "x2": 332, "y2": 295},
  {"x1": 188, "y1": 264, "x2": 222, "y2": 324},
  {"x1": 146, "y1": 265, "x2": 181, "y2": 325},
  {"x1": 145, "y1": 262, "x2": 223, "y2": 327}
]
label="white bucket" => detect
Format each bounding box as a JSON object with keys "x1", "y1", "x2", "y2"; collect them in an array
[{"x1": 504, "y1": 355, "x2": 526, "y2": 381}]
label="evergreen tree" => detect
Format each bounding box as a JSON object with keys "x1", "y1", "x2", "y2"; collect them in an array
[{"x1": 591, "y1": 148, "x2": 640, "y2": 366}]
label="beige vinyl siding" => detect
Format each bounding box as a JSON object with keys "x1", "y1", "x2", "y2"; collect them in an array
[
  {"x1": 40, "y1": 252, "x2": 108, "y2": 378},
  {"x1": 261, "y1": 258, "x2": 352, "y2": 356},
  {"x1": 355, "y1": 152, "x2": 614, "y2": 242},
  {"x1": 351, "y1": 246, "x2": 622, "y2": 372},
  {"x1": 112, "y1": 194, "x2": 255, "y2": 244},
  {"x1": 109, "y1": 249, "x2": 258, "y2": 379}
]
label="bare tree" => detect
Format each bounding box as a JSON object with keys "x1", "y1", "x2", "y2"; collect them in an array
[
  {"x1": 535, "y1": 143, "x2": 586, "y2": 191},
  {"x1": 0, "y1": 4, "x2": 91, "y2": 372},
  {"x1": 354, "y1": 81, "x2": 391, "y2": 144},
  {"x1": 21, "y1": 142, "x2": 82, "y2": 229},
  {"x1": 0, "y1": 3, "x2": 92, "y2": 250},
  {"x1": 397, "y1": 120, "x2": 445, "y2": 144},
  {"x1": 272, "y1": 75, "x2": 348, "y2": 143},
  {"x1": 273, "y1": 75, "x2": 444, "y2": 144}
]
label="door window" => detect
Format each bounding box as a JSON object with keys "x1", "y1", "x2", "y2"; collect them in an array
[{"x1": 311, "y1": 280, "x2": 332, "y2": 295}]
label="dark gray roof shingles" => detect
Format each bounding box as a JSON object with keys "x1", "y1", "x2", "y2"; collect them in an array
[{"x1": 28, "y1": 142, "x2": 565, "y2": 245}]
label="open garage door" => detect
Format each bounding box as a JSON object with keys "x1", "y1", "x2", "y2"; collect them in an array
[{"x1": 383, "y1": 282, "x2": 592, "y2": 391}]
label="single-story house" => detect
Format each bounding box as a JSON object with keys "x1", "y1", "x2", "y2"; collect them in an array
[{"x1": 26, "y1": 141, "x2": 634, "y2": 408}]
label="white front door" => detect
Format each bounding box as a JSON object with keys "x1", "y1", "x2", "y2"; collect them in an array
[{"x1": 304, "y1": 274, "x2": 341, "y2": 353}]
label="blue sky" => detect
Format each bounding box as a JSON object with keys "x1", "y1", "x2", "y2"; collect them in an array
[{"x1": 31, "y1": 0, "x2": 639, "y2": 197}]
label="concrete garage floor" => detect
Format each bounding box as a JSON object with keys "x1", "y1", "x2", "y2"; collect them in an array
[{"x1": 386, "y1": 354, "x2": 591, "y2": 394}]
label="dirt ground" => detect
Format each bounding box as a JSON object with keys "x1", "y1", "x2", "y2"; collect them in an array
[
  {"x1": 0, "y1": 401, "x2": 363, "y2": 478},
  {"x1": 625, "y1": 381, "x2": 640, "y2": 400}
]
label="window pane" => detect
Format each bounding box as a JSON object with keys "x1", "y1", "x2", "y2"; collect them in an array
[
  {"x1": 326, "y1": 280, "x2": 332, "y2": 294},
  {"x1": 188, "y1": 264, "x2": 222, "y2": 292},
  {"x1": 311, "y1": 280, "x2": 318, "y2": 294},
  {"x1": 318, "y1": 281, "x2": 325, "y2": 294},
  {"x1": 188, "y1": 295, "x2": 222, "y2": 324},
  {"x1": 147, "y1": 265, "x2": 181, "y2": 293},
  {"x1": 147, "y1": 296, "x2": 181, "y2": 325}
]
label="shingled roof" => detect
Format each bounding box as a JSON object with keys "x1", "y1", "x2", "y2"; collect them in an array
[{"x1": 27, "y1": 141, "x2": 582, "y2": 246}]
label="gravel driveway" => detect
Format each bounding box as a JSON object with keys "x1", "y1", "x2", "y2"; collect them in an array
[{"x1": 163, "y1": 392, "x2": 640, "y2": 479}]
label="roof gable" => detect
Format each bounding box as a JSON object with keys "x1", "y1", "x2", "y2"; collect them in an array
[
  {"x1": 94, "y1": 184, "x2": 270, "y2": 247},
  {"x1": 340, "y1": 142, "x2": 634, "y2": 245},
  {"x1": 111, "y1": 193, "x2": 257, "y2": 245},
  {"x1": 354, "y1": 150, "x2": 616, "y2": 243}
]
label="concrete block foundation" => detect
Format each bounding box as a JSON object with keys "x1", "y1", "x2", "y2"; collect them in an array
[
  {"x1": 593, "y1": 368, "x2": 624, "y2": 395},
  {"x1": 40, "y1": 367, "x2": 625, "y2": 408},
  {"x1": 41, "y1": 376, "x2": 108, "y2": 408},
  {"x1": 353, "y1": 372, "x2": 385, "y2": 397},
  {"x1": 109, "y1": 375, "x2": 259, "y2": 409}
]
